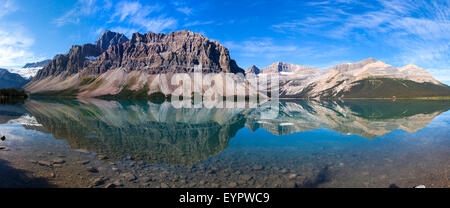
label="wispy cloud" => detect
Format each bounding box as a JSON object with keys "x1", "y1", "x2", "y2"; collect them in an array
[
  {"x1": 0, "y1": 0, "x2": 39, "y2": 68},
  {"x1": 183, "y1": 20, "x2": 214, "y2": 27},
  {"x1": 177, "y1": 7, "x2": 193, "y2": 15},
  {"x1": 172, "y1": 0, "x2": 194, "y2": 15},
  {"x1": 110, "y1": 1, "x2": 177, "y2": 33},
  {"x1": 0, "y1": 23, "x2": 37, "y2": 68},
  {"x1": 0, "y1": 0, "x2": 17, "y2": 18},
  {"x1": 53, "y1": 0, "x2": 102, "y2": 26}
]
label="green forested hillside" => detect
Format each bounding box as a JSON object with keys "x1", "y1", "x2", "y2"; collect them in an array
[{"x1": 341, "y1": 78, "x2": 450, "y2": 98}]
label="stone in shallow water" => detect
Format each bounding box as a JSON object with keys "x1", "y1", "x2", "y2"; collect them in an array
[
  {"x1": 93, "y1": 178, "x2": 106, "y2": 186},
  {"x1": 97, "y1": 155, "x2": 108, "y2": 160},
  {"x1": 253, "y1": 165, "x2": 263, "y2": 170},
  {"x1": 228, "y1": 182, "x2": 238, "y2": 188},
  {"x1": 280, "y1": 168, "x2": 288, "y2": 174},
  {"x1": 208, "y1": 167, "x2": 218, "y2": 174},
  {"x1": 52, "y1": 158, "x2": 65, "y2": 164},
  {"x1": 79, "y1": 160, "x2": 90, "y2": 165},
  {"x1": 120, "y1": 173, "x2": 137, "y2": 181},
  {"x1": 37, "y1": 161, "x2": 52, "y2": 167},
  {"x1": 288, "y1": 174, "x2": 297, "y2": 180},
  {"x1": 87, "y1": 166, "x2": 98, "y2": 173}
]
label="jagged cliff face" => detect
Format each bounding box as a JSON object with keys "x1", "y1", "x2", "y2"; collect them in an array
[
  {"x1": 95, "y1": 30, "x2": 129, "y2": 51},
  {"x1": 32, "y1": 31, "x2": 129, "y2": 81},
  {"x1": 85, "y1": 30, "x2": 243, "y2": 75},
  {"x1": 255, "y1": 58, "x2": 449, "y2": 98},
  {"x1": 25, "y1": 30, "x2": 244, "y2": 97}
]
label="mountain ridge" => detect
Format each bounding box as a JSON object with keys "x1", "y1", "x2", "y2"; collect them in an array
[
  {"x1": 25, "y1": 30, "x2": 247, "y2": 97},
  {"x1": 24, "y1": 30, "x2": 449, "y2": 99},
  {"x1": 0, "y1": 68, "x2": 29, "y2": 89},
  {"x1": 252, "y1": 58, "x2": 449, "y2": 99}
]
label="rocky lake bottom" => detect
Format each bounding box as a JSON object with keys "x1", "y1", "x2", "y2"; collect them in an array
[{"x1": 0, "y1": 99, "x2": 449, "y2": 188}]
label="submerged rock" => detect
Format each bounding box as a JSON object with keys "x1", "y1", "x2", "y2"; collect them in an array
[
  {"x1": 52, "y1": 158, "x2": 65, "y2": 164},
  {"x1": 37, "y1": 160, "x2": 52, "y2": 167},
  {"x1": 87, "y1": 166, "x2": 99, "y2": 173}
]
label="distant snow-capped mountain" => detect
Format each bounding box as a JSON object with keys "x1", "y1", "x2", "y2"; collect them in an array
[
  {"x1": 7, "y1": 59, "x2": 51, "y2": 79},
  {"x1": 252, "y1": 58, "x2": 450, "y2": 98}
]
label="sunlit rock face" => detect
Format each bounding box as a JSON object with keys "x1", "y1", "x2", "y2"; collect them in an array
[
  {"x1": 24, "y1": 30, "x2": 245, "y2": 97},
  {"x1": 23, "y1": 99, "x2": 248, "y2": 165},
  {"x1": 254, "y1": 58, "x2": 450, "y2": 98},
  {"x1": 245, "y1": 100, "x2": 450, "y2": 139}
]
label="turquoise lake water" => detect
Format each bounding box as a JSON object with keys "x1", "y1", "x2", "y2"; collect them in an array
[{"x1": 0, "y1": 99, "x2": 449, "y2": 188}]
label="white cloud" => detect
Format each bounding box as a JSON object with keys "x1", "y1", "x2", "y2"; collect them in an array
[
  {"x1": 184, "y1": 20, "x2": 214, "y2": 27},
  {"x1": 176, "y1": 7, "x2": 193, "y2": 15},
  {"x1": 54, "y1": 0, "x2": 111, "y2": 26},
  {"x1": 111, "y1": 1, "x2": 177, "y2": 33},
  {"x1": 0, "y1": 0, "x2": 39, "y2": 68},
  {"x1": 0, "y1": 24, "x2": 37, "y2": 68},
  {"x1": 171, "y1": 0, "x2": 194, "y2": 15},
  {"x1": 0, "y1": 0, "x2": 17, "y2": 18}
]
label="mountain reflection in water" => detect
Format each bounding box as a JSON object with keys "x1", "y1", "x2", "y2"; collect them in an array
[{"x1": 5, "y1": 99, "x2": 450, "y2": 165}]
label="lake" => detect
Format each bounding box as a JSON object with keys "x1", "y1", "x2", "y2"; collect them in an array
[{"x1": 0, "y1": 99, "x2": 449, "y2": 188}]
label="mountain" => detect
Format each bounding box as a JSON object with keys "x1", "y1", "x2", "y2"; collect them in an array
[
  {"x1": 245, "y1": 65, "x2": 260, "y2": 74},
  {"x1": 260, "y1": 62, "x2": 319, "y2": 75},
  {"x1": 25, "y1": 30, "x2": 246, "y2": 98},
  {"x1": 0, "y1": 68, "x2": 29, "y2": 89},
  {"x1": 95, "y1": 30, "x2": 129, "y2": 51},
  {"x1": 7, "y1": 59, "x2": 52, "y2": 80},
  {"x1": 257, "y1": 58, "x2": 450, "y2": 99},
  {"x1": 23, "y1": 60, "x2": 51, "y2": 68}
]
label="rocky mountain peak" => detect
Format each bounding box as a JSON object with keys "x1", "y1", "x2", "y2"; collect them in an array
[
  {"x1": 330, "y1": 58, "x2": 382, "y2": 72},
  {"x1": 86, "y1": 30, "x2": 244, "y2": 75},
  {"x1": 23, "y1": 59, "x2": 51, "y2": 68},
  {"x1": 246, "y1": 65, "x2": 260, "y2": 74},
  {"x1": 261, "y1": 62, "x2": 319, "y2": 74},
  {"x1": 95, "y1": 30, "x2": 129, "y2": 51},
  {"x1": 360, "y1": 58, "x2": 377, "y2": 65},
  {"x1": 399, "y1": 64, "x2": 422, "y2": 71},
  {"x1": 27, "y1": 30, "x2": 245, "y2": 94}
]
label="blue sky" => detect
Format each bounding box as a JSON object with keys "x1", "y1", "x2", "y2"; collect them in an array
[{"x1": 0, "y1": 0, "x2": 449, "y2": 83}]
